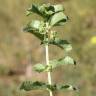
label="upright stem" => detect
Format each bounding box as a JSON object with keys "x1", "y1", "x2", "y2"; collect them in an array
[{"x1": 45, "y1": 44, "x2": 53, "y2": 96}]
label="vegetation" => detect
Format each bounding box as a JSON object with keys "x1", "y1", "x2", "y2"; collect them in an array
[
  {"x1": 0, "y1": 0, "x2": 96, "y2": 96},
  {"x1": 20, "y1": 3, "x2": 76, "y2": 96}
]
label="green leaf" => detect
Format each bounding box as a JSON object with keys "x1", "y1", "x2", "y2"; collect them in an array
[
  {"x1": 24, "y1": 27, "x2": 44, "y2": 40},
  {"x1": 49, "y1": 38, "x2": 72, "y2": 51},
  {"x1": 23, "y1": 20, "x2": 45, "y2": 40},
  {"x1": 27, "y1": 4, "x2": 43, "y2": 17},
  {"x1": 54, "y1": 4, "x2": 64, "y2": 12},
  {"x1": 33, "y1": 64, "x2": 46, "y2": 73},
  {"x1": 49, "y1": 12, "x2": 68, "y2": 26},
  {"x1": 50, "y1": 56, "x2": 76, "y2": 69},
  {"x1": 63, "y1": 56, "x2": 76, "y2": 65},
  {"x1": 25, "y1": 20, "x2": 45, "y2": 32},
  {"x1": 58, "y1": 84, "x2": 77, "y2": 91},
  {"x1": 20, "y1": 81, "x2": 46, "y2": 91},
  {"x1": 23, "y1": 20, "x2": 41, "y2": 32},
  {"x1": 33, "y1": 64, "x2": 52, "y2": 73},
  {"x1": 30, "y1": 20, "x2": 41, "y2": 29},
  {"x1": 38, "y1": 4, "x2": 54, "y2": 16}
]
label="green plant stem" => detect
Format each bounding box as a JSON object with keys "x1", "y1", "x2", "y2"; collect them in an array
[{"x1": 45, "y1": 44, "x2": 53, "y2": 96}]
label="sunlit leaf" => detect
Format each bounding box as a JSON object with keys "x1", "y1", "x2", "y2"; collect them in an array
[
  {"x1": 33, "y1": 64, "x2": 46, "y2": 73},
  {"x1": 31, "y1": 20, "x2": 41, "y2": 29},
  {"x1": 54, "y1": 4, "x2": 64, "y2": 12},
  {"x1": 49, "y1": 12, "x2": 68, "y2": 26},
  {"x1": 33, "y1": 64, "x2": 52, "y2": 73}
]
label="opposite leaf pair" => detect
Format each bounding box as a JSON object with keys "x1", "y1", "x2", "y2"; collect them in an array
[
  {"x1": 33, "y1": 56, "x2": 76, "y2": 73},
  {"x1": 20, "y1": 81, "x2": 77, "y2": 91}
]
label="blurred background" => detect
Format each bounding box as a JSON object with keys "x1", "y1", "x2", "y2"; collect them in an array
[{"x1": 0, "y1": 0, "x2": 96, "y2": 96}]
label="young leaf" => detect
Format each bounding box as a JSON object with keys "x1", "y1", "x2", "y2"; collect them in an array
[
  {"x1": 27, "y1": 4, "x2": 43, "y2": 17},
  {"x1": 54, "y1": 4, "x2": 64, "y2": 12},
  {"x1": 27, "y1": 4, "x2": 66, "y2": 21},
  {"x1": 49, "y1": 12, "x2": 68, "y2": 26},
  {"x1": 33, "y1": 64, "x2": 52, "y2": 73},
  {"x1": 27, "y1": 4, "x2": 54, "y2": 18},
  {"x1": 33, "y1": 64, "x2": 46, "y2": 73},
  {"x1": 38, "y1": 4, "x2": 54, "y2": 16}
]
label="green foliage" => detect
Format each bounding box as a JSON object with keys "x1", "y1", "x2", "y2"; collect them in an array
[
  {"x1": 33, "y1": 64, "x2": 47, "y2": 73},
  {"x1": 33, "y1": 56, "x2": 76, "y2": 73},
  {"x1": 0, "y1": 0, "x2": 95, "y2": 96},
  {"x1": 24, "y1": 22, "x2": 71, "y2": 51},
  {"x1": 59, "y1": 84, "x2": 77, "y2": 91},
  {"x1": 49, "y1": 38, "x2": 72, "y2": 51},
  {"x1": 26, "y1": 3, "x2": 68, "y2": 28},
  {"x1": 50, "y1": 56, "x2": 76, "y2": 68},
  {"x1": 20, "y1": 81, "x2": 46, "y2": 91},
  {"x1": 24, "y1": 3, "x2": 70, "y2": 50},
  {"x1": 23, "y1": 20, "x2": 45, "y2": 40},
  {"x1": 49, "y1": 12, "x2": 68, "y2": 26},
  {"x1": 21, "y1": 3, "x2": 76, "y2": 95},
  {"x1": 20, "y1": 81, "x2": 76, "y2": 91},
  {"x1": 27, "y1": 4, "x2": 65, "y2": 19}
]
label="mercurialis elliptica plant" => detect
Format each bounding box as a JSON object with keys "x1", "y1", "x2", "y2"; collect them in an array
[{"x1": 20, "y1": 3, "x2": 77, "y2": 96}]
